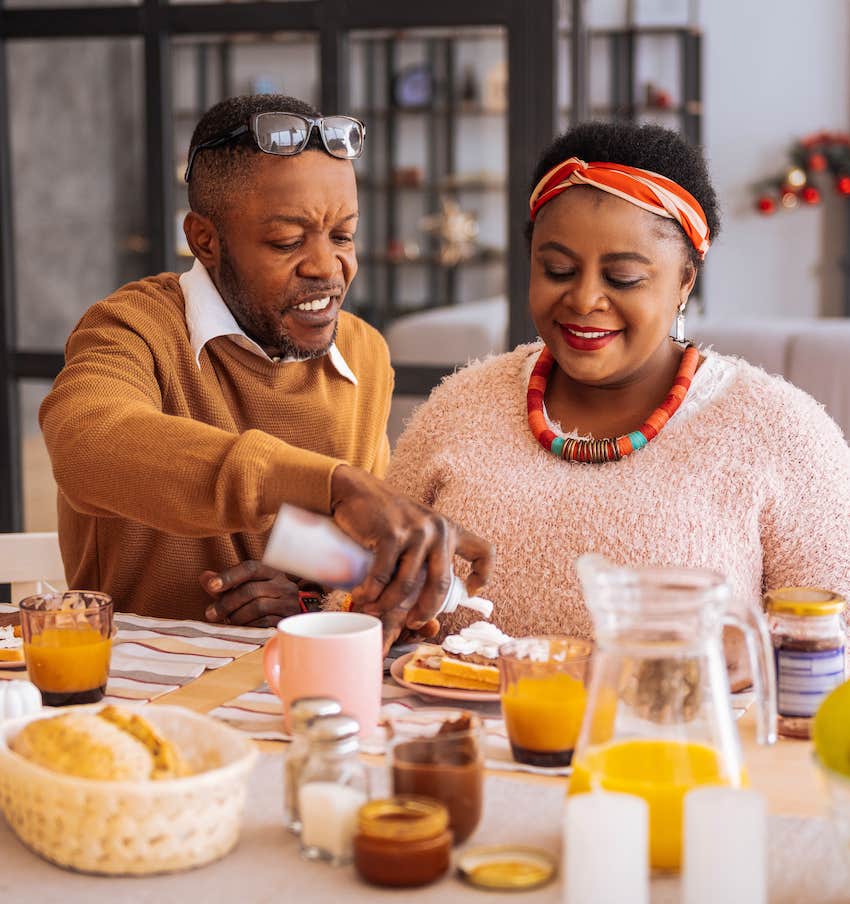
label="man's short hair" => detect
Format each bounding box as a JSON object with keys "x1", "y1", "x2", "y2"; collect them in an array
[{"x1": 187, "y1": 94, "x2": 323, "y2": 230}]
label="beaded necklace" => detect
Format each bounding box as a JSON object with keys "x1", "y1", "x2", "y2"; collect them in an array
[{"x1": 527, "y1": 343, "x2": 700, "y2": 463}]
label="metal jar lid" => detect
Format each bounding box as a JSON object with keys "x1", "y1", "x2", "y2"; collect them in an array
[
  {"x1": 306, "y1": 713, "x2": 361, "y2": 746},
  {"x1": 765, "y1": 586, "x2": 845, "y2": 617},
  {"x1": 357, "y1": 796, "x2": 449, "y2": 842},
  {"x1": 289, "y1": 697, "x2": 343, "y2": 733},
  {"x1": 457, "y1": 845, "x2": 557, "y2": 890}
]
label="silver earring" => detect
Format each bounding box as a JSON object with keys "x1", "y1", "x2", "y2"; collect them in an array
[{"x1": 675, "y1": 303, "x2": 687, "y2": 343}]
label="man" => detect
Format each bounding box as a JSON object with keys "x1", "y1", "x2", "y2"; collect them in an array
[{"x1": 40, "y1": 94, "x2": 491, "y2": 644}]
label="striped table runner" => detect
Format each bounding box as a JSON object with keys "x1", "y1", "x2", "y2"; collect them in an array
[
  {"x1": 210, "y1": 677, "x2": 757, "y2": 777},
  {"x1": 209, "y1": 677, "x2": 547, "y2": 774},
  {"x1": 0, "y1": 606, "x2": 273, "y2": 704}
]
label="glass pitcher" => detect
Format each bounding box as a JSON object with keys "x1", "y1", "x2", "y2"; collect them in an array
[{"x1": 569, "y1": 555, "x2": 777, "y2": 872}]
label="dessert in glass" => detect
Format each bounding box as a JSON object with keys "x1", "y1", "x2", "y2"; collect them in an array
[
  {"x1": 19, "y1": 591, "x2": 113, "y2": 706},
  {"x1": 499, "y1": 636, "x2": 592, "y2": 767},
  {"x1": 388, "y1": 709, "x2": 484, "y2": 845}
]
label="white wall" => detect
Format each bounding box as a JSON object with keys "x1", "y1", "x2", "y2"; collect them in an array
[{"x1": 699, "y1": 0, "x2": 850, "y2": 319}]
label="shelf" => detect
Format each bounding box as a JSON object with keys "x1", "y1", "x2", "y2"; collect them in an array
[
  {"x1": 349, "y1": 27, "x2": 504, "y2": 43},
  {"x1": 351, "y1": 104, "x2": 505, "y2": 118},
  {"x1": 360, "y1": 248, "x2": 505, "y2": 267},
  {"x1": 559, "y1": 101, "x2": 701, "y2": 118},
  {"x1": 357, "y1": 177, "x2": 505, "y2": 192},
  {"x1": 560, "y1": 25, "x2": 701, "y2": 39}
]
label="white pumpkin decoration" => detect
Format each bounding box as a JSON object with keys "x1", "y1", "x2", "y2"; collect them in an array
[{"x1": 0, "y1": 680, "x2": 42, "y2": 721}]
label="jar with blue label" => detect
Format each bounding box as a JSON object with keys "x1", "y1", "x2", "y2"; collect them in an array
[{"x1": 765, "y1": 587, "x2": 846, "y2": 739}]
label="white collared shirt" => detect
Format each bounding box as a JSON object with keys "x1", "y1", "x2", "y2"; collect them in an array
[{"x1": 179, "y1": 258, "x2": 357, "y2": 385}]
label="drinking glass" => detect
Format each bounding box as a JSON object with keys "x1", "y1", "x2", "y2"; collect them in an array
[
  {"x1": 19, "y1": 591, "x2": 113, "y2": 706},
  {"x1": 499, "y1": 636, "x2": 592, "y2": 767},
  {"x1": 387, "y1": 708, "x2": 484, "y2": 845}
]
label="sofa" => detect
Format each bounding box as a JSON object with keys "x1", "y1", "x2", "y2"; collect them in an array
[{"x1": 385, "y1": 296, "x2": 850, "y2": 443}]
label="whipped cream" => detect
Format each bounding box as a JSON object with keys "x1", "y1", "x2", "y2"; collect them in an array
[
  {"x1": 0, "y1": 625, "x2": 21, "y2": 650},
  {"x1": 442, "y1": 621, "x2": 512, "y2": 660}
]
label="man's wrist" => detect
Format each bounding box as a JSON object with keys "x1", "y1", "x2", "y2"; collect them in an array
[{"x1": 330, "y1": 462, "x2": 359, "y2": 512}]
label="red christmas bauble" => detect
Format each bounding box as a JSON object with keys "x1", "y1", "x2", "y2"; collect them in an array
[
  {"x1": 800, "y1": 186, "x2": 821, "y2": 205},
  {"x1": 756, "y1": 196, "x2": 776, "y2": 215},
  {"x1": 837, "y1": 175, "x2": 850, "y2": 196},
  {"x1": 808, "y1": 153, "x2": 828, "y2": 172}
]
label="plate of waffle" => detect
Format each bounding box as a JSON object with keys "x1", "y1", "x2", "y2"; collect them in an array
[
  {"x1": 389, "y1": 622, "x2": 512, "y2": 702},
  {"x1": 0, "y1": 617, "x2": 26, "y2": 669},
  {"x1": 390, "y1": 651, "x2": 500, "y2": 702}
]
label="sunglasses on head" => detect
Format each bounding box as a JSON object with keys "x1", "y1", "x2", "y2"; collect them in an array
[{"x1": 184, "y1": 112, "x2": 366, "y2": 182}]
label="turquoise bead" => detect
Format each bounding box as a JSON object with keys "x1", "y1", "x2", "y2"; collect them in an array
[
  {"x1": 551, "y1": 436, "x2": 566, "y2": 458},
  {"x1": 627, "y1": 431, "x2": 648, "y2": 450}
]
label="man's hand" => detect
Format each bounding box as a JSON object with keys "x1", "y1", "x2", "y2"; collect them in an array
[
  {"x1": 330, "y1": 464, "x2": 494, "y2": 633},
  {"x1": 200, "y1": 561, "x2": 300, "y2": 627},
  {"x1": 380, "y1": 612, "x2": 440, "y2": 656}
]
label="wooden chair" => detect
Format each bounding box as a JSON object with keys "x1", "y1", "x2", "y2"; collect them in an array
[{"x1": 0, "y1": 531, "x2": 66, "y2": 604}]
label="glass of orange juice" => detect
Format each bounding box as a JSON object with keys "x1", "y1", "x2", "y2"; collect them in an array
[
  {"x1": 498, "y1": 636, "x2": 592, "y2": 767},
  {"x1": 19, "y1": 591, "x2": 113, "y2": 706}
]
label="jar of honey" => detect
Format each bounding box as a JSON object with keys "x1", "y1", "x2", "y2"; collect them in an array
[
  {"x1": 353, "y1": 796, "x2": 452, "y2": 887},
  {"x1": 765, "y1": 586, "x2": 846, "y2": 739}
]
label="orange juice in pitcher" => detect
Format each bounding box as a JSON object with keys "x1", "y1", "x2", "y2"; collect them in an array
[{"x1": 569, "y1": 555, "x2": 775, "y2": 872}]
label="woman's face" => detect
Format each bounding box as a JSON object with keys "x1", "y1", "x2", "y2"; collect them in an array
[{"x1": 529, "y1": 186, "x2": 696, "y2": 388}]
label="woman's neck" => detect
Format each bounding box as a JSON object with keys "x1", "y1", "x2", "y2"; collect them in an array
[{"x1": 544, "y1": 340, "x2": 686, "y2": 439}]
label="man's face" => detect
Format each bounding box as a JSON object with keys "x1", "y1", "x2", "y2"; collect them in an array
[{"x1": 213, "y1": 151, "x2": 358, "y2": 359}]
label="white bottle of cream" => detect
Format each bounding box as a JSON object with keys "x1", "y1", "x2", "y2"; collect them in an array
[{"x1": 263, "y1": 504, "x2": 493, "y2": 618}]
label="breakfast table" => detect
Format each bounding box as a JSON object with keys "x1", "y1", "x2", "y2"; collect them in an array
[{"x1": 2, "y1": 636, "x2": 850, "y2": 902}]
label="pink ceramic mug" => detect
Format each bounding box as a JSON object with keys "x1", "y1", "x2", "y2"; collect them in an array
[{"x1": 262, "y1": 611, "x2": 383, "y2": 735}]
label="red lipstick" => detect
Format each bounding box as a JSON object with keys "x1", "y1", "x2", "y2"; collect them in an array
[{"x1": 560, "y1": 323, "x2": 621, "y2": 351}]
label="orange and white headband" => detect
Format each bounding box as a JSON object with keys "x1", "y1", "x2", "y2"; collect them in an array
[{"x1": 529, "y1": 157, "x2": 710, "y2": 259}]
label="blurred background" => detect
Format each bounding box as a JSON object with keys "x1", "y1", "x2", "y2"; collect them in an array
[{"x1": 0, "y1": 0, "x2": 848, "y2": 532}]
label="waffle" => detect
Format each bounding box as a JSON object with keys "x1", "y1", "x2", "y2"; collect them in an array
[
  {"x1": 402, "y1": 644, "x2": 499, "y2": 692},
  {"x1": 0, "y1": 625, "x2": 23, "y2": 663}
]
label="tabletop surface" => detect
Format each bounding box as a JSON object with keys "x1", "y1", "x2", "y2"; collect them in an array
[
  {"x1": 1, "y1": 638, "x2": 843, "y2": 903},
  {"x1": 154, "y1": 646, "x2": 829, "y2": 819}
]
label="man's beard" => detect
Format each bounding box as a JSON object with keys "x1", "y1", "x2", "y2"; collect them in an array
[{"x1": 217, "y1": 250, "x2": 338, "y2": 360}]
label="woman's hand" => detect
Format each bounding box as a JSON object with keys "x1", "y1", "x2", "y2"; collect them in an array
[
  {"x1": 200, "y1": 561, "x2": 300, "y2": 627},
  {"x1": 330, "y1": 464, "x2": 493, "y2": 631}
]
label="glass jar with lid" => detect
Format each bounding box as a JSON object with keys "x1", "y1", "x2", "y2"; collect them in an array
[
  {"x1": 298, "y1": 713, "x2": 370, "y2": 866},
  {"x1": 765, "y1": 586, "x2": 846, "y2": 739},
  {"x1": 353, "y1": 796, "x2": 452, "y2": 887},
  {"x1": 284, "y1": 696, "x2": 342, "y2": 834}
]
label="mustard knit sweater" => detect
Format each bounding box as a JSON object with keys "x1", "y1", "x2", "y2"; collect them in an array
[{"x1": 39, "y1": 273, "x2": 393, "y2": 620}]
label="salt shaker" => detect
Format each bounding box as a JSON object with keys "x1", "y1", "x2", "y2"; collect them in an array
[
  {"x1": 284, "y1": 696, "x2": 342, "y2": 834},
  {"x1": 298, "y1": 714, "x2": 370, "y2": 866}
]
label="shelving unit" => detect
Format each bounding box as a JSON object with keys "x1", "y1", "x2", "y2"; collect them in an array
[
  {"x1": 347, "y1": 29, "x2": 508, "y2": 331},
  {"x1": 0, "y1": 0, "x2": 561, "y2": 532}
]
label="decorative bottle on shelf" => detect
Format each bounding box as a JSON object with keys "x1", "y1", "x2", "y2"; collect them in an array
[
  {"x1": 284, "y1": 696, "x2": 343, "y2": 835},
  {"x1": 298, "y1": 714, "x2": 370, "y2": 866}
]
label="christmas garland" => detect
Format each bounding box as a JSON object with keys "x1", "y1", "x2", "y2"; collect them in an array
[{"x1": 754, "y1": 131, "x2": 850, "y2": 215}]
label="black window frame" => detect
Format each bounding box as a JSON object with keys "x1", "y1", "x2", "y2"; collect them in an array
[{"x1": 0, "y1": 0, "x2": 560, "y2": 531}]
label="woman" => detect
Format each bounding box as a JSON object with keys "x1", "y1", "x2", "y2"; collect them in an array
[{"x1": 386, "y1": 121, "x2": 850, "y2": 669}]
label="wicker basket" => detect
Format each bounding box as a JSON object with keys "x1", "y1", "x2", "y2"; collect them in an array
[{"x1": 0, "y1": 704, "x2": 258, "y2": 875}]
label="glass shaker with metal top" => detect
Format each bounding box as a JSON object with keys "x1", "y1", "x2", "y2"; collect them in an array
[
  {"x1": 299, "y1": 714, "x2": 370, "y2": 866},
  {"x1": 284, "y1": 696, "x2": 342, "y2": 834}
]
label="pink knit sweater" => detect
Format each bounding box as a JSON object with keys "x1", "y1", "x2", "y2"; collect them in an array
[{"x1": 387, "y1": 343, "x2": 850, "y2": 641}]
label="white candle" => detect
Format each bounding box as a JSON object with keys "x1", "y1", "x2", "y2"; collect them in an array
[
  {"x1": 299, "y1": 782, "x2": 367, "y2": 864},
  {"x1": 563, "y1": 792, "x2": 649, "y2": 904},
  {"x1": 682, "y1": 787, "x2": 767, "y2": 904}
]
